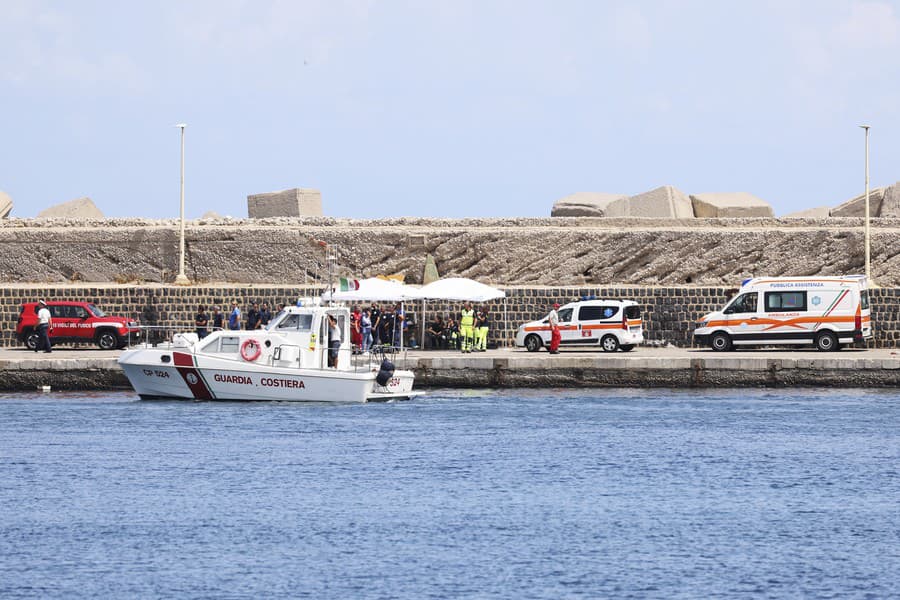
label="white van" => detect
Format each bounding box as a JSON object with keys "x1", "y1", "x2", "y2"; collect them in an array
[
  {"x1": 515, "y1": 299, "x2": 643, "y2": 352},
  {"x1": 694, "y1": 276, "x2": 872, "y2": 352}
]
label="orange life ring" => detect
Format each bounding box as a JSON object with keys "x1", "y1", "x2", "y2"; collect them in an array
[{"x1": 240, "y1": 338, "x2": 262, "y2": 361}]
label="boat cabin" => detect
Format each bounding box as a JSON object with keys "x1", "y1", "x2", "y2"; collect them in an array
[{"x1": 187, "y1": 304, "x2": 353, "y2": 370}]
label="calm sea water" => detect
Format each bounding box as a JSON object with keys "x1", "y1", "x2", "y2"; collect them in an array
[{"x1": 1, "y1": 388, "x2": 898, "y2": 599}]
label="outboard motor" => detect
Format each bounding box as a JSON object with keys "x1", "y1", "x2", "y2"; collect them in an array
[{"x1": 376, "y1": 359, "x2": 395, "y2": 386}]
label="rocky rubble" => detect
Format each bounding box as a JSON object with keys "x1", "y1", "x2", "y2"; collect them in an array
[{"x1": 1, "y1": 217, "x2": 898, "y2": 287}]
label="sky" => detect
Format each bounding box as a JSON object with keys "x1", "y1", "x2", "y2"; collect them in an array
[{"x1": 2, "y1": 0, "x2": 900, "y2": 219}]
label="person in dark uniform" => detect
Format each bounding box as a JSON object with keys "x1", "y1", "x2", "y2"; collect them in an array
[
  {"x1": 211, "y1": 305, "x2": 224, "y2": 331},
  {"x1": 35, "y1": 299, "x2": 53, "y2": 353},
  {"x1": 370, "y1": 303, "x2": 382, "y2": 347},
  {"x1": 246, "y1": 302, "x2": 261, "y2": 330},
  {"x1": 426, "y1": 314, "x2": 444, "y2": 349},
  {"x1": 194, "y1": 305, "x2": 209, "y2": 339},
  {"x1": 259, "y1": 303, "x2": 272, "y2": 328}
]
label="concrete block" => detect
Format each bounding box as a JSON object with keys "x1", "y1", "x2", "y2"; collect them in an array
[
  {"x1": 690, "y1": 192, "x2": 774, "y2": 218},
  {"x1": 247, "y1": 188, "x2": 322, "y2": 218},
  {"x1": 737, "y1": 358, "x2": 768, "y2": 371},
  {"x1": 830, "y1": 187, "x2": 886, "y2": 217},
  {"x1": 626, "y1": 186, "x2": 694, "y2": 218},
  {"x1": 783, "y1": 206, "x2": 831, "y2": 218},
  {"x1": 879, "y1": 181, "x2": 900, "y2": 217},
  {"x1": 0, "y1": 190, "x2": 12, "y2": 218},
  {"x1": 551, "y1": 192, "x2": 628, "y2": 217},
  {"x1": 37, "y1": 197, "x2": 103, "y2": 219}
]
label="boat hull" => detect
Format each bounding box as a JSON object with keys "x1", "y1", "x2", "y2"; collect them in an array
[{"x1": 119, "y1": 348, "x2": 417, "y2": 403}]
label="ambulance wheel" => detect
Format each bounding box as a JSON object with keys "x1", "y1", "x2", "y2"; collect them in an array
[
  {"x1": 620, "y1": 344, "x2": 635, "y2": 352},
  {"x1": 600, "y1": 335, "x2": 619, "y2": 352},
  {"x1": 815, "y1": 331, "x2": 838, "y2": 352},
  {"x1": 524, "y1": 334, "x2": 543, "y2": 352},
  {"x1": 710, "y1": 332, "x2": 732, "y2": 352}
]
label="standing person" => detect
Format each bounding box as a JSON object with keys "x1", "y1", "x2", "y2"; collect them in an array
[
  {"x1": 548, "y1": 302, "x2": 561, "y2": 354},
  {"x1": 475, "y1": 306, "x2": 490, "y2": 351},
  {"x1": 211, "y1": 306, "x2": 224, "y2": 331},
  {"x1": 246, "y1": 302, "x2": 261, "y2": 330},
  {"x1": 35, "y1": 299, "x2": 53, "y2": 353},
  {"x1": 350, "y1": 305, "x2": 362, "y2": 353},
  {"x1": 360, "y1": 309, "x2": 373, "y2": 354},
  {"x1": 459, "y1": 302, "x2": 475, "y2": 353},
  {"x1": 444, "y1": 314, "x2": 459, "y2": 350},
  {"x1": 369, "y1": 303, "x2": 382, "y2": 347},
  {"x1": 259, "y1": 303, "x2": 272, "y2": 328},
  {"x1": 327, "y1": 314, "x2": 341, "y2": 368},
  {"x1": 392, "y1": 302, "x2": 405, "y2": 348},
  {"x1": 228, "y1": 301, "x2": 242, "y2": 331},
  {"x1": 194, "y1": 305, "x2": 209, "y2": 339},
  {"x1": 381, "y1": 306, "x2": 394, "y2": 348}
]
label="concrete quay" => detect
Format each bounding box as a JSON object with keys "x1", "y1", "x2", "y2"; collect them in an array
[{"x1": 1, "y1": 347, "x2": 900, "y2": 392}]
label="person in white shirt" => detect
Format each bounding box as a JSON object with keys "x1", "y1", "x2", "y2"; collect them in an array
[
  {"x1": 548, "y1": 302, "x2": 561, "y2": 354},
  {"x1": 36, "y1": 299, "x2": 53, "y2": 353},
  {"x1": 327, "y1": 314, "x2": 342, "y2": 368}
]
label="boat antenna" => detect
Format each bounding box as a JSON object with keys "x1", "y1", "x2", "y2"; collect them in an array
[{"x1": 325, "y1": 244, "x2": 338, "y2": 306}]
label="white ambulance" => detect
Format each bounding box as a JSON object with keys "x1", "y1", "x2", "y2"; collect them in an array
[
  {"x1": 515, "y1": 299, "x2": 644, "y2": 352},
  {"x1": 693, "y1": 276, "x2": 872, "y2": 352}
]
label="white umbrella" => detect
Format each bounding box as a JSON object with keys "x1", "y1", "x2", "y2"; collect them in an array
[
  {"x1": 417, "y1": 277, "x2": 506, "y2": 302},
  {"x1": 417, "y1": 278, "x2": 507, "y2": 348},
  {"x1": 323, "y1": 277, "x2": 422, "y2": 302}
]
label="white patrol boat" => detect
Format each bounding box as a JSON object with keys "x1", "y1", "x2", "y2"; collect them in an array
[{"x1": 118, "y1": 303, "x2": 420, "y2": 402}]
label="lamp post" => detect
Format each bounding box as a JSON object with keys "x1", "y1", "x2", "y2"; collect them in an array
[
  {"x1": 174, "y1": 123, "x2": 190, "y2": 285},
  {"x1": 859, "y1": 125, "x2": 876, "y2": 287}
]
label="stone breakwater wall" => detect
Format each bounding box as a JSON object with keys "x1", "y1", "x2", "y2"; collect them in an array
[
  {"x1": 1, "y1": 217, "x2": 900, "y2": 287},
  {"x1": 1, "y1": 284, "x2": 899, "y2": 349}
]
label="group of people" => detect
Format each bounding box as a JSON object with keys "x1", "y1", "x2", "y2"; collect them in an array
[
  {"x1": 348, "y1": 302, "x2": 411, "y2": 354},
  {"x1": 193, "y1": 301, "x2": 281, "y2": 339},
  {"x1": 425, "y1": 302, "x2": 491, "y2": 353},
  {"x1": 186, "y1": 299, "x2": 512, "y2": 356}
]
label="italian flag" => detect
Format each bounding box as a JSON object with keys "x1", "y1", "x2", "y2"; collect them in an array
[{"x1": 339, "y1": 277, "x2": 359, "y2": 291}]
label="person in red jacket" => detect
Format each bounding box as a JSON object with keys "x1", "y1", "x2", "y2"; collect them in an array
[
  {"x1": 548, "y1": 302, "x2": 561, "y2": 354},
  {"x1": 350, "y1": 305, "x2": 362, "y2": 354}
]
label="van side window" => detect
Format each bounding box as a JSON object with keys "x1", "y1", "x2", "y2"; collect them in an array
[
  {"x1": 558, "y1": 308, "x2": 573, "y2": 323},
  {"x1": 728, "y1": 292, "x2": 757, "y2": 314},
  {"x1": 860, "y1": 290, "x2": 869, "y2": 310},
  {"x1": 579, "y1": 306, "x2": 619, "y2": 321},
  {"x1": 765, "y1": 291, "x2": 807, "y2": 311}
]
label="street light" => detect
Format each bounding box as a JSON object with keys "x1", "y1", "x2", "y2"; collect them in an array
[
  {"x1": 174, "y1": 123, "x2": 190, "y2": 285},
  {"x1": 859, "y1": 125, "x2": 876, "y2": 287}
]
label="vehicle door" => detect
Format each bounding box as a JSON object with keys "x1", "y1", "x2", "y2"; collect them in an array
[
  {"x1": 556, "y1": 306, "x2": 579, "y2": 345},
  {"x1": 575, "y1": 305, "x2": 620, "y2": 345},
  {"x1": 48, "y1": 304, "x2": 77, "y2": 339},
  {"x1": 315, "y1": 314, "x2": 329, "y2": 369},
  {"x1": 722, "y1": 292, "x2": 761, "y2": 340},
  {"x1": 70, "y1": 304, "x2": 93, "y2": 339}
]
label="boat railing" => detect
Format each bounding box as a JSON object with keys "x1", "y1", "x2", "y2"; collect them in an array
[
  {"x1": 349, "y1": 344, "x2": 411, "y2": 372},
  {"x1": 125, "y1": 326, "x2": 227, "y2": 349},
  {"x1": 124, "y1": 327, "x2": 411, "y2": 373}
]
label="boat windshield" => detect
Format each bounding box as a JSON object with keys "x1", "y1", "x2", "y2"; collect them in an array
[{"x1": 273, "y1": 313, "x2": 313, "y2": 332}]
